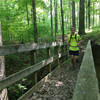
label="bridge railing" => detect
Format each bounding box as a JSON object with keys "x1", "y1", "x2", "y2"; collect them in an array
[
  {"x1": 0, "y1": 41, "x2": 68, "y2": 100},
  {"x1": 72, "y1": 40, "x2": 99, "y2": 100}
]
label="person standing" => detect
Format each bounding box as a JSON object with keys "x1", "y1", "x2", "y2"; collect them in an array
[{"x1": 67, "y1": 27, "x2": 81, "y2": 69}]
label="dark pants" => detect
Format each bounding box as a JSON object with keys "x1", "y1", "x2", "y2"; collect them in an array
[{"x1": 69, "y1": 50, "x2": 79, "y2": 56}]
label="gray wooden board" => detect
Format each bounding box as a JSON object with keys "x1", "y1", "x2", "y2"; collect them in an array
[
  {"x1": 0, "y1": 53, "x2": 67, "y2": 90},
  {"x1": 18, "y1": 61, "x2": 67, "y2": 100},
  {"x1": 0, "y1": 42, "x2": 67, "y2": 56},
  {"x1": 72, "y1": 40, "x2": 99, "y2": 100}
]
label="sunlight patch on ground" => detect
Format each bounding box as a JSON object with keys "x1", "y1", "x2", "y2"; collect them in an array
[
  {"x1": 55, "y1": 81, "x2": 64, "y2": 87},
  {"x1": 85, "y1": 29, "x2": 93, "y2": 33}
]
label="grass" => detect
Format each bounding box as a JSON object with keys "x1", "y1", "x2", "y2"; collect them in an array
[{"x1": 83, "y1": 27, "x2": 100, "y2": 44}]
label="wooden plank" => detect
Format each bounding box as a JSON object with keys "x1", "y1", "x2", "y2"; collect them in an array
[
  {"x1": 0, "y1": 42, "x2": 65, "y2": 56},
  {"x1": 72, "y1": 40, "x2": 99, "y2": 100},
  {"x1": 0, "y1": 53, "x2": 67, "y2": 90},
  {"x1": 18, "y1": 60, "x2": 68, "y2": 100}
]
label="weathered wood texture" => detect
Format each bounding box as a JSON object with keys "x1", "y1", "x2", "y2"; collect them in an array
[
  {"x1": 0, "y1": 52, "x2": 67, "y2": 90},
  {"x1": 0, "y1": 22, "x2": 8, "y2": 100},
  {"x1": 72, "y1": 40, "x2": 99, "y2": 100},
  {"x1": 0, "y1": 42, "x2": 65, "y2": 56}
]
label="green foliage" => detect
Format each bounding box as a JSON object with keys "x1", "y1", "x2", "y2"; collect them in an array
[{"x1": 83, "y1": 27, "x2": 100, "y2": 44}]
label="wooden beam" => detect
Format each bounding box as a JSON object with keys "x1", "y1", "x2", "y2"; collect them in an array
[
  {"x1": 72, "y1": 40, "x2": 99, "y2": 100},
  {"x1": 0, "y1": 42, "x2": 65, "y2": 56},
  {"x1": 18, "y1": 60, "x2": 68, "y2": 100},
  {"x1": 0, "y1": 53, "x2": 67, "y2": 90}
]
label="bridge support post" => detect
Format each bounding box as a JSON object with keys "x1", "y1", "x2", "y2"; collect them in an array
[
  {"x1": 54, "y1": 46, "x2": 59, "y2": 68},
  {"x1": 0, "y1": 22, "x2": 8, "y2": 100},
  {"x1": 64, "y1": 44, "x2": 68, "y2": 60},
  {"x1": 47, "y1": 48, "x2": 51, "y2": 72},
  {"x1": 30, "y1": 50, "x2": 38, "y2": 84},
  {"x1": 33, "y1": 51, "x2": 38, "y2": 84},
  {"x1": 61, "y1": 45, "x2": 65, "y2": 63}
]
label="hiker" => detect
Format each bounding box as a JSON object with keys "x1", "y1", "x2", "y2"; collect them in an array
[{"x1": 67, "y1": 27, "x2": 81, "y2": 69}]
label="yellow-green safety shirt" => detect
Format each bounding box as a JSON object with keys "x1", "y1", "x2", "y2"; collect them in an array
[{"x1": 67, "y1": 33, "x2": 81, "y2": 51}]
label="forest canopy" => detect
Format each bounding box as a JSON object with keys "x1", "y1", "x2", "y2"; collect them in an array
[{"x1": 0, "y1": 0, "x2": 100, "y2": 43}]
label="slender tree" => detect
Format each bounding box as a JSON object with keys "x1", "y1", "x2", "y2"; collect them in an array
[
  {"x1": 79, "y1": 0, "x2": 85, "y2": 34},
  {"x1": 60, "y1": 0, "x2": 64, "y2": 43},
  {"x1": 54, "y1": 0, "x2": 58, "y2": 41},
  {"x1": 69, "y1": 1, "x2": 72, "y2": 29},
  {"x1": 99, "y1": 1, "x2": 100, "y2": 26},
  {"x1": 26, "y1": 1, "x2": 29, "y2": 25},
  {"x1": 72, "y1": 0, "x2": 76, "y2": 28},
  {"x1": 85, "y1": 0, "x2": 88, "y2": 29},
  {"x1": 50, "y1": 0, "x2": 53, "y2": 40},
  {"x1": 88, "y1": 0, "x2": 90, "y2": 29},
  {"x1": 96, "y1": 9, "x2": 98, "y2": 26},
  {"x1": 76, "y1": 2, "x2": 79, "y2": 30},
  {"x1": 92, "y1": 1, "x2": 95, "y2": 26},
  {"x1": 32, "y1": 0, "x2": 38, "y2": 43}
]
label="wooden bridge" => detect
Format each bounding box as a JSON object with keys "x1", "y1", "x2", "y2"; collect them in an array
[{"x1": 0, "y1": 23, "x2": 99, "y2": 100}]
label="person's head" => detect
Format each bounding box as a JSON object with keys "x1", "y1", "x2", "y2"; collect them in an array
[{"x1": 71, "y1": 27, "x2": 75, "y2": 34}]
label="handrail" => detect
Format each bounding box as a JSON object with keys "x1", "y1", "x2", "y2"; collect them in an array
[
  {"x1": 0, "y1": 52, "x2": 67, "y2": 90},
  {"x1": 0, "y1": 42, "x2": 66, "y2": 56},
  {"x1": 18, "y1": 60, "x2": 67, "y2": 100},
  {"x1": 72, "y1": 40, "x2": 99, "y2": 100}
]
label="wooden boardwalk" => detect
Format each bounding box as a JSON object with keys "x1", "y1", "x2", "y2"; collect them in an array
[{"x1": 27, "y1": 63, "x2": 80, "y2": 100}]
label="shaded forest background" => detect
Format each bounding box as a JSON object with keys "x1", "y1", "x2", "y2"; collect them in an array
[{"x1": 0, "y1": 0, "x2": 100, "y2": 44}]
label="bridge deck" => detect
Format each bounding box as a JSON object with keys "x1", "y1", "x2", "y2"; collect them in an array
[{"x1": 27, "y1": 63, "x2": 80, "y2": 100}]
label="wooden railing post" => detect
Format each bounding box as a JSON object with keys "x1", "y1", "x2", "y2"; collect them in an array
[
  {"x1": 0, "y1": 22, "x2": 8, "y2": 100},
  {"x1": 30, "y1": 50, "x2": 38, "y2": 84},
  {"x1": 34, "y1": 51, "x2": 38, "y2": 84},
  {"x1": 54, "y1": 46, "x2": 59, "y2": 68},
  {"x1": 61, "y1": 45, "x2": 64, "y2": 63},
  {"x1": 64, "y1": 44, "x2": 68, "y2": 60},
  {"x1": 47, "y1": 47, "x2": 51, "y2": 72}
]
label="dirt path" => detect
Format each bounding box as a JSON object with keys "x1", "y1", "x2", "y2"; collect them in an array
[
  {"x1": 27, "y1": 38, "x2": 87, "y2": 100},
  {"x1": 28, "y1": 63, "x2": 80, "y2": 100}
]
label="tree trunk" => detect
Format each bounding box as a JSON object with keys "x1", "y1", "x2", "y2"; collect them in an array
[
  {"x1": 76, "y1": 2, "x2": 79, "y2": 30},
  {"x1": 26, "y1": 1, "x2": 29, "y2": 25},
  {"x1": 60, "y1": 0, "x2": 64, "y2": 43},
  {"x1": 32, "y1": 0, "x2": 38, "y2": 43},
  {"x1": 72, "y1": 0, "x2": 76, "y2": 28},
  {"x1": 0, "y1": 22, "x2": 8, "y2": 100},
  {"x1": 65, "y1": 14, "x2": 68, "y2": 29},
  {"x1": 69, "y1": 1, "x2": 72, "y2": 29},
  {"x1": 88, "y1": 0, "x2": 90, "y2": 29},
  {"x1": 93, "y1": 2, "x2": 95, "y2": 26},
  {"x1": 99, "y1": 2, "x2": 100, "y2": 26},
  {"x1": 79, "y1": 0, "x2": 85, "y2": 34},
  {"x1": 50, "y1": 0, "x2": 53, "y2": 40},
  {"x1": 59, "y1": 12, "x2": 62, "y2": 31},
  {"x1": 96, "y1": 9, "x2": 98, "y2": 26},
  {"x1": 54, "y1": 0, "x2": 58, "y2": 41},
  {"x1": 85, "y1": 0, "x2": 88, "y2": 29}
]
